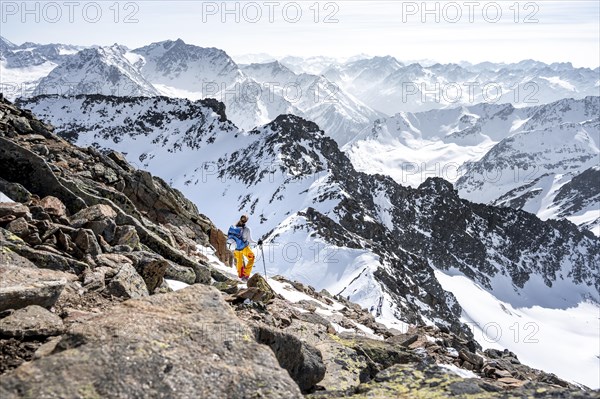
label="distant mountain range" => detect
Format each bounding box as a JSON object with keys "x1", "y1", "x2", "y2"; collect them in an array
[
  {"x1": 2, "y1": 37, "x2": 380, "y2": 144},
  {"x1": 2, "y1": 36, "x2": 599, "y2": 138},
  {"x1": 323, "y1": 56, "x2": 600, "y2": 114},
  {"x1": 3, "y1": 32, "x2": 600, "y2": 390},
  {"x1": 344, "y1": 97, "x2": 600, "y2": 235}
]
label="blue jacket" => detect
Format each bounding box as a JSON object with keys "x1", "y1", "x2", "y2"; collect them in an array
[{"x1": 228, "y1": 225, "x2": 255, "y2": 250}]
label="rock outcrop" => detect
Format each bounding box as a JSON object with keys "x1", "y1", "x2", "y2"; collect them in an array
[{"x1": 0, "y1": 285, "x2": 302, "y2": 399}]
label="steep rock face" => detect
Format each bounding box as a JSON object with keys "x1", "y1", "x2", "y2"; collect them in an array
[
  {"x1": 1, "y1": 95, "x2": 231, "y2": 277},
  {"x1": 551, "y1": 166, "x2": 600, "y2": 229},
  {"x1": 240, "y1": 115, "x2": 599, "y2": 322}
]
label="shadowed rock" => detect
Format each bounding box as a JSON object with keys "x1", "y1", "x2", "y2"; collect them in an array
[{"x1": 0, "y1": 305, "x2": 64, "y2": 338}]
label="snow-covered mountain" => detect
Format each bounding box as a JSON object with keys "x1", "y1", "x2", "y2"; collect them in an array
[
  {"x1": 18, "y1": 94, "x2": 600, "y2": 387},
  {"x1": 345, "y1": 97, "x2": 600, "y2": 234},
  {"x1": 0, "y1": 36, "x2": 83, "y2": 99},
  {"x1": 131, "y1": 39, "x2": 243, "y2": 94},
  {"x1": 241, "y1": 61, "x2": 383, "y2": 145},
  {"x1": 4, "y1": 36, "x2": 598, "y2": 143},
  {"x1": 241, "y1": 61, "x2": 298, "y2": 84},
  {"x1": 279, "y1": 55, "x2": 344, "y2": 75},
  {"x1": 128, "y1": 41, "x2": 382, "y2": 143},
  {"x1": 321, "y1": 57, "x2": 600, "y2": 115},
  {"x1": 129, "y1": 39, "x2": 298, "y2": 130},
  {"x1": 3, "y1": 41, "x2": 82, "y2": 68},
  {"x1": 0, "y1": 36, "x2": 17, "y2": 56},
  {"x1": 33, "y1": 45, "x2": 159, "y2": 97},
  {"x1": 8, "y1": 37, "x2": 378, "y2": 139}
]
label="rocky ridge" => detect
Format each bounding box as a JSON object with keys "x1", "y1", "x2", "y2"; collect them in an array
[
  {"x1": 0, "y1": 95, "x2": 597, "y2": 397},
  {"x1": 13, "y1": 94, "x2": 600, "y2": 352}
]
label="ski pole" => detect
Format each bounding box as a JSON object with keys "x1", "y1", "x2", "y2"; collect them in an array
[{"x1": 260, "y1": 244, "x2": 267, "y2": 279}]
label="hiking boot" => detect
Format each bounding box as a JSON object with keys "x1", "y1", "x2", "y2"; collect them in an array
[{"x1": 240, "y1": 276, "x2": 249, "y2": 283}]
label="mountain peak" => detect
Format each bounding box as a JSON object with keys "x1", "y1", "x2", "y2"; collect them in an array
[
  {"x1": 373, "y1": 55, "x2": 401, "y2": 65},
  {"x1": 265, "y1": 114, "x2": 323, "y2": 138},
  {"x1": 417, "y1": 177, "x2": 457, "y2": 196},
  {"x1": 272, "y1": 113, "x2": 320, "y2": 129},
  {"x1": 0, "y1": 36, "x2": 17, "y2": 54},
  {"x1": 0, "y1": 36, "x2": 16, "y2": 49}
]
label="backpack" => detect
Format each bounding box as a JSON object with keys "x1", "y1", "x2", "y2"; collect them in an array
[{"x1": 227, "y1": 226, "x2": 247, "y2": 251}]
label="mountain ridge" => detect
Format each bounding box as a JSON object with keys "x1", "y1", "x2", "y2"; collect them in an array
[
  {"x1": 3, "y1": 94, "x2": 599, "y2": 396},
  {"x1": 15, "y1": 95, "x2": 599, "y2": 388}
]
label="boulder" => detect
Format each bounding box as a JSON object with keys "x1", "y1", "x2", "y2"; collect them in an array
[
  {"x1": 104, "y1": 263, "x2": 149, "y2": 299},
  {"x1": 11, "y1": 116, "x2": 33, "y2": 134},
  {"x1": 81, "y1": 268, "x2": 108, "y2": 292},
  {"x1": 236, "y1": 287, "x2": 275, "y2": 303},
  {"x1": 0, "y1": 305, "x2": 64, "y2": 338},
  {"x1": 39, "y1": 196, "x2": 67, "y2": 218},
  {"x1": 113, "y1": 225, "x2": 140, "y2": 248},
  {"x1": 209, "y1": 227, "x2": 233, "y2": 266},
  {"x1": 124, "y1": 251, "x2": 168, "y2": 293},
  {"x1": 458, "y1": 348, "x2": 484, "y2": 370},
  {"x1": 213, "y1": 279, "x2": 240, "y2": 294},
  {"x1": 2, "y1": 244, "x2": 89, "y2": 275},
  {"x1": 313, "y1": 337, "x2": 370, "y2": 391},
  {"x1": 85, "y1": 218, "x2": 116, "y2": 244},
  {"x1": 0, "y1": 202, "x2": 29, "y2": 219},
  {"x1": 0, "y1": 253, "x2": 71, "y2": 312},
  {"x1": 295, "y1": 312, "x2": 335, "y2": 332},
  {"x1": 0, "y1": 285, "x2": 302, "y2": 399},
  {"x1": 28, "y1": 205, "x2": 50, "y2": 221},
  {"x1": 164, "y1": 261, "x2": 196, "y2": 285},
  {"x1": 73, "y1": 228, "x2": 101, "y2": 257},
  {"x1": 253, "y1": 323, "x2": 326, "y2": 393},
  {"x1": 246, "y1": 273, "x2": 276, "y2": 302},
  {"x1": 6, "y1": 217, "x2": 33, "y2": 237},
  {"x1": 0, "y1": 137, "x2": 86, "y2": 214},
  {"x1": 0, "y1": 178, "x2": 31, "y2": 203},
  {"x1": 70, "y1": 204, "x2": 117, "y2": 223},
  {"x1": 348, "y1": 335, "x2": 421, "y2": 371},
  {"x1": 95, "y1": 253, "x2": 133, "y2": 270},
  {"x1": 189, "y1": 262, "x2": 212, "y2": 284}
]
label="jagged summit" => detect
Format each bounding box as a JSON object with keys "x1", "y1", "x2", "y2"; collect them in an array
[
  {"x1": 0, "y1": 36, "x2": 16, "y2": 51},
  {"x1": 32, "y1": 45, "x2": 159, "y2": 97},
  {"x1": 265, "y1": 114, "x2": 323, "y2": 136}
]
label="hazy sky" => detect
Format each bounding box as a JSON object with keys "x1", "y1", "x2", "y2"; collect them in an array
[{"x1": 2, "y1": 0, "x2": 599, "y2": 67}]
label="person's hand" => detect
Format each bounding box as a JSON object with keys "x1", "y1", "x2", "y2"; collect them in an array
[{"x1": 258, "y1": 239, "x2": 263, "y2": 245}]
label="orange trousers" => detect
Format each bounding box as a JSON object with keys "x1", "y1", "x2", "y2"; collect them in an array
[{"x1": 234, "y1": 246, "x2": 255, "y2": 278}]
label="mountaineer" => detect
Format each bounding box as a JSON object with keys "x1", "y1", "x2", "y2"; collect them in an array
[{"x1": 227, "y1": 214, "x2": 262, "y2": 282}]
